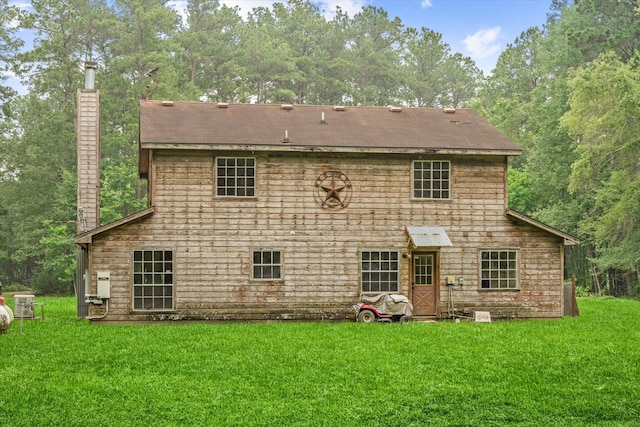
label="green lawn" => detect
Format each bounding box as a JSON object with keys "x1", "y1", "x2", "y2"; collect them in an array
[{"x1": 1, "y1": 296, "x2": 639, "y2": 426}]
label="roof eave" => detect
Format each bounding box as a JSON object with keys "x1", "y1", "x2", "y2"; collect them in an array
[
  {"x1": 506, "y1": 209, "x2": 580, "y2": 245},
  {"x1": 140, "y1": 143, "x2": 522, "y2": 157},
  {"x1": 74, "y1": 207, "x2": 155, "y2": 244}
]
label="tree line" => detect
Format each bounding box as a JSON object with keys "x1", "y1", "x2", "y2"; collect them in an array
[
  {"x1": 474, "y1": 0, "x2": 640, "y2": 296},
  {"x1": 0, "y1": 0, "x2": 639, "y2": 297}
]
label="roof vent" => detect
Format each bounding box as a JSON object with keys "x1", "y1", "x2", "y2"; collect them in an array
[
  {"x1": 161, "y1": 100, "x2": 174, "y2": 107},
  {"x1": 217, "y1": 102, "x2": 229, "y2": 108},
  {"x1": 389, "y1": 106, "x2": 402, "y2": 113},
  {"x1": 282, "y1": 130, "x2": 290, "y2": 143},
  {"x1": 281, "y1": 104, "x2": 293, "y2": 110},
  {"x1": 320, "y1": 112, "x2": 327, "y2": 124},
  {"x1": 333, "y1": 105, "x2": 345, "y2": 111},
  {"x1": 444, "y1": 108, "x2": 456, "y2": 114}
]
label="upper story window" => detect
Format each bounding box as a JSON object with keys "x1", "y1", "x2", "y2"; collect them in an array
[
  {"x1": 480, "y1": 250, "x2": 518, "y2": 289},
  {"x1": 412, "y1": 160, "x2": 450, "y2": 199},
  {"x1": 216, "y1": 157, "x2": 255, "y2": 197}
]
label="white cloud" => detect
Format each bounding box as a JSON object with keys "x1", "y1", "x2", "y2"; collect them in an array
[
  {"x1": 421, "y1": 0, "x2": 433, "y2": 7},
  {"x1": 168, "y1": 0, "x2": 188, "y2": 24},
  {"x1": 462, "y1": 26, "x2": 502, "y2": 60},
  {"x1": 219, "y1": 0, "x2": 277, "y2": 15},
  {"x1": 314, "y1": 1, "x2": 368, "y2": 19}
]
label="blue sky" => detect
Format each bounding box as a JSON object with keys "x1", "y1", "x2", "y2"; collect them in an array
[{"x1": 363, "y1": 0, "x2": 552, "y2": 73}]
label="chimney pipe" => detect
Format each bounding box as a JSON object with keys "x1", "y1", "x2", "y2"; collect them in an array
[{"x1": 84, "y1": 61, "x2": 97, "y2": 90}]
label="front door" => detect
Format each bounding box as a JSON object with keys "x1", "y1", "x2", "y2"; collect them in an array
[{"x1": 411, "y1": 252, "x2": 437, "y2": 316}]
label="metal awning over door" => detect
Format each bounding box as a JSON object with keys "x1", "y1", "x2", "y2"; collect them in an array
[{"x1": 406, "y1": 226, "x2": 452, "y2": 248}]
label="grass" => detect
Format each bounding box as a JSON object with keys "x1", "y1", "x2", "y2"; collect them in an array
[{"x1": 1, "y1": 297, "x2": 639, "y2": 426}]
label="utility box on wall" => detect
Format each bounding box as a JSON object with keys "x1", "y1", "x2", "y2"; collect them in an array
[{"x1": 97, "y1": 271, "x2": 111, "y2": 299}]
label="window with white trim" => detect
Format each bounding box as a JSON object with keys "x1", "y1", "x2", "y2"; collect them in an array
[
  {"x1": 133, "y1": 250, "x2": 174, "y2": 310},
  {"x1": 252, "y1": 250, "x2": 282, "y2": 280},
  {"x1": 216, "y1": 157, "x2": 255, "y2": 197},
  {"x1": 480, "y1": 250, "x2": 518, "y2": 289},
  {"x1": 413, "y1": 160, "x2": 450, "y2": 199},
  {"x1": 361, "y1": 250, "x2": 399, "y2": 293}
]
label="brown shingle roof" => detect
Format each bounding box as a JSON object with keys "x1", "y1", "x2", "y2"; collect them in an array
[{"x1": 139, "y1": 101, "x2": 521, "y2": 155}]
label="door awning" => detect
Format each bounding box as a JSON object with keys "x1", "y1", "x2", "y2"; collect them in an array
[{"x1": 406, "y1": 226, "x2": 452, "y2": 248}]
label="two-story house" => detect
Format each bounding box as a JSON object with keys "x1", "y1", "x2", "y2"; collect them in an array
[{"x1": 75, "y1": 89, "x2": 577, "y2": 322}]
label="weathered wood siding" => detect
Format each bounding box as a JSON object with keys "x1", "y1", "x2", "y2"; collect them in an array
[
  {"x1": 86, "y1": 151, "x2": 564, "y2": 321},
  {"x1": 76, "y1": 90, "x2": 100, "y2": 233}
]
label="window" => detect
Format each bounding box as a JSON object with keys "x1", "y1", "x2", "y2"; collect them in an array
[
  {"x1": 413, "y1": 160, "x2": 450, "y2": 199},
  {"x1": 133, "y1": 250, "x2": 174, "y2": 310},
  {"x1": 361, "y1": 250, "x2": 399, "y2": 293},
  {"x1": 480, "y1": 250, "x2": 518, "y2": 289},
  {"x1": 252, "y1": 250, "x2": 282, "y2": 280},
  {"x1": 216, "y1": 157, "x2": 255, "y2": 197}
]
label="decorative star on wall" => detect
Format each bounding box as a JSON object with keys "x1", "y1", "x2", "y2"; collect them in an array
[
  {"x1": 321, "y1": 175, "x2": 345, "y2": 203},
  {"x1": 314, "y1": 171, "x2": 352, "y2": 209}
]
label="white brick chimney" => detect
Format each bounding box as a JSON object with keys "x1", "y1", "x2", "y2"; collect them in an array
[{"x1": 76, "y1": 61, "x2": 100, "y2": 233}]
